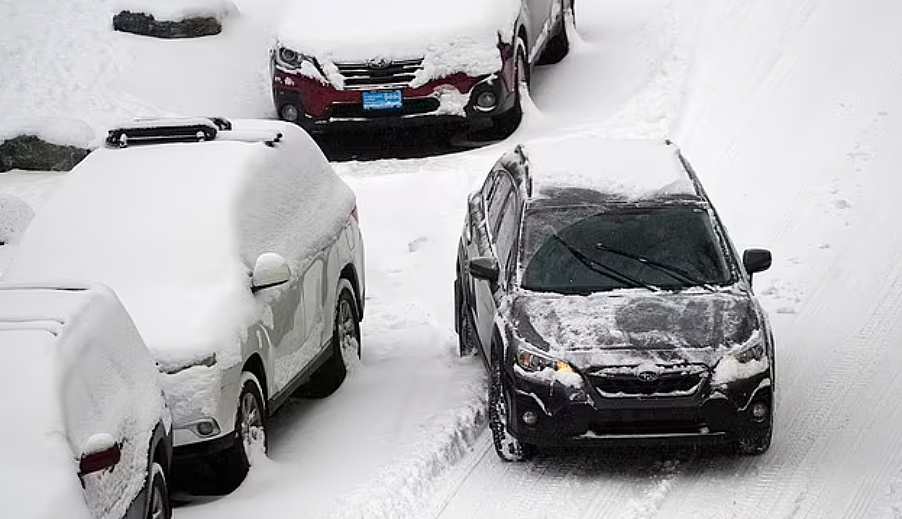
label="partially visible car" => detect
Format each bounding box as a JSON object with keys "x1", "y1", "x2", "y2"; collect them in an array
[
  {"x1": 3, "y1": 117, "x2": 366, "y2": 492},
  {"x1": 271, "y1": 0, "x2": 576, "y2": 135},
  {"x1": 455, "y1": 136, "x2": 776, "y2": 461},
  {"x1": 0, "y1": 282, "x2": 172, "y2": 519}
]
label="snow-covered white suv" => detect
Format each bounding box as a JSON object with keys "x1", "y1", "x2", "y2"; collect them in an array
[
  {"x1": 0, "y1": 282, "x2": 173, "y2": 519},
  {"x1": 3, "y1": 118, "x2": 366, "y2": 491},
  {"x1": 271, "y1": 0, "x2": 576, "y2": 134}
]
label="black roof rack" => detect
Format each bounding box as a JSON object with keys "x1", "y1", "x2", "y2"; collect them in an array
[
  {"x1": 106, "y1": 117, "x2": 222, "y2": 148},
  {"x1": 106, "y1": 117, "x2": 285, "y2": 148}
]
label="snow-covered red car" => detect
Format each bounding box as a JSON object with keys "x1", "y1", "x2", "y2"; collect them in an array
[
  {"x1": 271, "y1": 0, "x2": 576, "y2": 134},
  {"x1": 455, "y1": 136, "x2": 776, "y2": 461},
  {"x1": 3, "y1": 118, "x2": 366, "y2": 492},
  {"x1": 0, "y1": 282, "x2": 172, "y2": 519}
]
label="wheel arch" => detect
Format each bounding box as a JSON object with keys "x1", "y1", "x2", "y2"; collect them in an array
[
  {"x1": 339, "y1": 263, "x2": 363, "y2": 320},
  {"x1": 242, "y1": 353, "x2": 268, "y2": 403}
]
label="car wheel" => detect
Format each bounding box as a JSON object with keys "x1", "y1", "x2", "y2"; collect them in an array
[
  {"x1": 146, "y1": 462, "x2": 172, "y2": 519},
  {"x1": 736, "y1": 420, "x2": 773, "y2": 455},
  {"x1": 455, "y1": 278, "x2": 476, "y2": 357},
  {"x1": 488, "y1": 350, "x2": 536, "y2": 462},
  {"x1": 489, "y1": 38, "x2": 528, "y2": 139},
  {"x1": 538, "y1": 0, "x2": 573, "y2": 65},
  {"x1": 208, "y1": 372, "x2": 267, "y2": 493},
  {"x1": 296, "y1": 286, "x2": 360, "y2": 398}
]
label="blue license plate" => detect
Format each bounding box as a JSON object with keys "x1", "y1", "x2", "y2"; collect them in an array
[{"x1": 362, "y1": 90, "x2": 403, "y2": 110}]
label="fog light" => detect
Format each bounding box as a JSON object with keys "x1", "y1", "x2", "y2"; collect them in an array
[
  {"x1": 522, "y1": 411, "x2": 538, "y2": 426},
  {"x1": 280, "y1": 104, "x2": 299, "y2": 122},
  {"x1": 195, "y1": 420, "x2": 220, "y2": 437},
  {"x1": 751, "y1": 402, "x2": 769, "y2": 421},
  {"x1": 475, "y1": 91, "x2": 498, "y2": 112}
]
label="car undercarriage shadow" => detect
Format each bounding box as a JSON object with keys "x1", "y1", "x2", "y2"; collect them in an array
[{"x1": 313, "y1": 125, "x2": 503, "y2": 162}]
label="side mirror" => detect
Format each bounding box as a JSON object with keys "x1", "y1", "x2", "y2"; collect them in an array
[
  {"x1": 251, "y1": 253, "x2": 291, "y2": 292},
  {"x1": 79, "y1": 433, "x2": 120, "y2": 476},
  {"x1": 743, "y1": 248, "x2": 772, "y2": 278},
  {"x1": 469, "y1": 256, "x2": 500, "y2": 282}
]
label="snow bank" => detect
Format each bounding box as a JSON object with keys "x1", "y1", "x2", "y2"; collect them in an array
[
  {"x1": 0, "y1": 118, "x2": 95, "y2": 150},
  {"x1": 114, "y1": 0, "x2": 236, "y2": 22},
  {"x1": 520, "y1": 136, "x2": 696, "y2": 201}
]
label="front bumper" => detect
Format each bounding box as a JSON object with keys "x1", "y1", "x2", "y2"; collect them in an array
[
  {"x1": 272, "y1": 65, "x2": 516, "y2": 132},
  {"x1": 504, "y1": 366, "x2": 773, "y2": 446}
]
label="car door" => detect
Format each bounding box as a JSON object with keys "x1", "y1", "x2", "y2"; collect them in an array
[
  {"x1": 269, "y1": 256, "x2": 326, "y2": 393},
  {"x1": 472, "y1": 170, "x2": 517, "y2": 355},
  {"x1": 525, "y1": 0, "x2": 555, "y2": 57}
]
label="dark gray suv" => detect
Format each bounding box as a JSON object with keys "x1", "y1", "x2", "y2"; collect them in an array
[{"x1": 454, "y1": 137, "x2": 775, "y2": 461}]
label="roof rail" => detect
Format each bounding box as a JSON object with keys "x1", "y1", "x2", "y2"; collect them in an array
[{"x1": 107, "y1": 117, "x2": 223, "y2": 148}]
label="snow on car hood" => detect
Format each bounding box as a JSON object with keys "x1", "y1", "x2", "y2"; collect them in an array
[
  {"x1": 508, "y1": 287, "x2": 761, "y2": 368},
  {"x1": 276, "y1": 0, "x2": 520, "y2": 85}
]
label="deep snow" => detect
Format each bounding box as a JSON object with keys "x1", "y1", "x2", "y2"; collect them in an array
[{"x1": 2, "y1": 0, "x2": 902, "y2": 517}]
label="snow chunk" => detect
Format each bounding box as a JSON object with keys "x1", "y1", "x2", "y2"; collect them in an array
[
  {"x1": 520, "y1": 136, "x2": 698, "y2": 201},
  {"x1": 0, "y1": 194, "x2": 34, "y2": 244},
  {"x1": 114, "y1": 0, "x2": 237, "y2": 22}
]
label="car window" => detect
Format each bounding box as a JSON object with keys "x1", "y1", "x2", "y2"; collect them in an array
[
  {"x1": 495, "y1": 191, "x2": 520, "y2": 275},
  {"x1": 487, "y1": 174, "x2": 513, "y2": 236},
  {"x1": 521, "y1": 205, "x2": 732, "y2": 294}
]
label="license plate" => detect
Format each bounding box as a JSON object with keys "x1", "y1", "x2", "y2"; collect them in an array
[{"x1": 362, "y1": 90, "x2": 403, "y2": 110}]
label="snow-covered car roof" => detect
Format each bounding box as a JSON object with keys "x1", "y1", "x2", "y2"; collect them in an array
[
  {"x1": 518, "y1": 136, "x2": 700, "y2": 203},
  {"x1": 0, "y1": 282, "x2": 163, "y2": 519},
  {"x1": 3, "y1": 120, "x2": 356, "y2": 370},
  {"x1": 276, "y1": 0, "x2": 520, "y2": 84}
]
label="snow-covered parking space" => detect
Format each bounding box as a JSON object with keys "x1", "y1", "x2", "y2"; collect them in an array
[{"x1": 3, "y1": 0, "x2": 902, "y2": 517}]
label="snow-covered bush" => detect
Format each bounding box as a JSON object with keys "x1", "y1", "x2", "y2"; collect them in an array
[{"x1": 113, "y1": 0, "x2": 236, "y2": 39}]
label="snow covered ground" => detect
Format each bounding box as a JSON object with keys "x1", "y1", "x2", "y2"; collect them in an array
[{"x1": 2, "y1": 0, "x2": 902, "y2": 517}]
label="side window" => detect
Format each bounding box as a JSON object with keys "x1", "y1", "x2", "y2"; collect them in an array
[
  {"x1": 487, "y1": 174, "x2": 513, "y2": 236},
  {"x1": 495, "y1": 191, "x2": 521, "y2": 273}
]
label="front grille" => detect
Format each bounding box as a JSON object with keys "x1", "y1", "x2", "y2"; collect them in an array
[
  {"x1": 588, "y1": 365, "x2": 708, "y2": 398},
  {"x1": 328, "y1": 97, "x2": 440, "y2": 120},
  {"x1": 335, "y1": 58, "x2": 424, "y2": 90}
]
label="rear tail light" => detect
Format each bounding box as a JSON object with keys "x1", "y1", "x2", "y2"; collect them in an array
[
  {"x1": 351, "y1": 206, "x2": 359, "y2": 223},
  {"x1": 79, "y1": 444, "x2": 121, "y2": 476}
]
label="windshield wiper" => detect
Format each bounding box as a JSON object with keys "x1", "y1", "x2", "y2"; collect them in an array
[
  {"x1": 551, "y1": 234, "x2": 659, "y2": 292},
  {"x1": 594, "y1": 243, "x2": 716, "y2": 292}
]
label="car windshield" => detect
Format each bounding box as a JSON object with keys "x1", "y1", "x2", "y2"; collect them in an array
[{"x1": 520, "y1": 204, "x2": 732, "y2": 294}]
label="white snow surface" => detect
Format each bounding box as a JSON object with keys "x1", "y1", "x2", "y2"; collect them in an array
[
  {"x1": 114, "y1": 0, "x2": 236, "y2": 22},
  {"x1": 276, "y1": 0, "x2": 518, "y2": 85},
  {"x1": 522, "y1": 136, "x2": 696, "y2": 200},
  {"x1": 4, "y1": 0, "x2": 902, "y2": 517},
  {"x1": 0, "y1": 282, "x2": 166, "y2": 519}
]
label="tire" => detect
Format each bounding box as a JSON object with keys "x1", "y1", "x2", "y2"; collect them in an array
[
  {"x1": 489, "y1": 38, "x2": 528, "y2": 139},
  {"x1": 297, "y1": 286, "x2": 360, "y2": 398},
  {"x1": 455, "y1": 278, "x2": 476, "y2": 357},
  {"x1": 206, "y1": 372, "x2": 267, "y2": 494},
  {"x1": 146, "y1": 462, "x2": 172, "y2": 519},
  {"x1": 736, "y1": 422, "x2": 773, "y2": 455},
  {"x1": 538, "y1": 0, "x2": 572, "y2": 65},
  {"x1": 488, "y1": 350, "x2": 536, "y2": 462}
]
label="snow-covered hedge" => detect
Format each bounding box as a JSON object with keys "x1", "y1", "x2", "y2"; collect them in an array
[
  {"x1": 0, "y1": 135, "x2": 90, "y2": 172},
  {"x1": 113, "y1": 0, "x2": 236, "y2": 39}
]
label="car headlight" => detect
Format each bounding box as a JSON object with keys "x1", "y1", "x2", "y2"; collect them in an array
[
  {"x1": 733, "y1": 339, "x2": 766, "y2": 364},
  {"x1": 516, "y1": 343, "x2": 574, "y2": 373},
  {"x1": 276, "y1": 47, "x2": 318, "y2": 70}
]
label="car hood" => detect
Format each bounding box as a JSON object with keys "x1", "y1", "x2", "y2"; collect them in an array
[
  {"x1": 508, "y1": 287, "x2": 761, "y2": 369},
  {"x1": 276, "y1": 0, "x2": 520, "y2": 83}
]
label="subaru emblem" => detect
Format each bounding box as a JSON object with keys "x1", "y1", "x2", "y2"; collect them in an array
[
  {"x1": 637, "y1": 370, "x2": 659, "y2": 382},
  {"x1": 368, "y1": 57, "x2": 391, "y2": 69}
]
